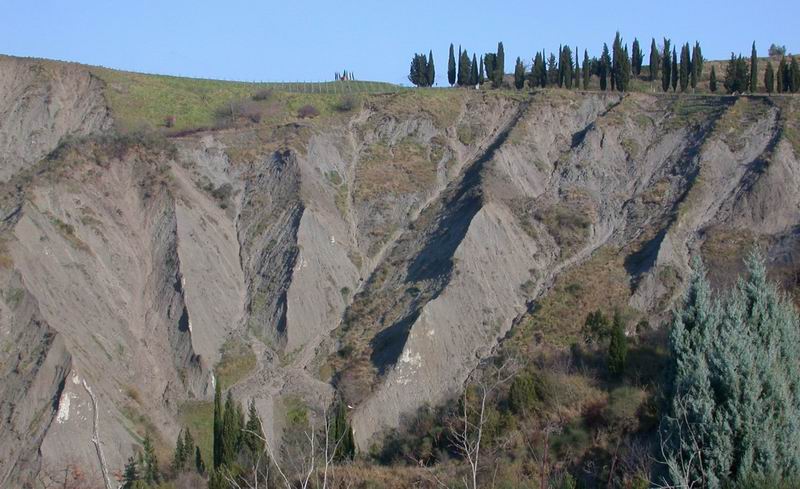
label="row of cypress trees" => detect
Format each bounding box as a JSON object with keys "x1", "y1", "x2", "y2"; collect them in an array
[{"x1": 723, "y1": 44, "x2": 800, "y2": 94}]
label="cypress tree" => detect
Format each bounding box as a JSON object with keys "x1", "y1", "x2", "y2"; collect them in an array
[
  {"x1": 709, "y1": 65, "x2": 718, "y2": 92},
  {"x1": 173, "y1": 429, "x2": 186, "y2": 472},
  {"x1": 331, "y1": 401, "x2": 356, "y2": 461},
  {"x1": 662, "y1": 39, "x2": 671, "y2": 92},
  {"x1": 694, "y1": 41, "x2": 704, "y2": 79},
  {"x1": 427, "y1": 50, "x2": 435, "y2": 87},
  {"x1": 494, "y1": 42, "x2": 505, "y2": 88},
  {"x1": 514, "y1": 57, "x2": 525, "y2": 89},
  {"x1": 765, "y1": 61, "x2": 775, "y2": 94},
  {"x1": 607, "y1": 311, "x2": 628, "y2": 377},
  {"x1": 547, "y1": 53, "x2": 558, "y2": 87},
  {"x1": 650, "y1": 38, "x2": 660, "y2": 82},
  {"x1": 750, "y1": 42, "x2": 758, "y2": 92},
  {"x1": 690, "y1": 43, "x2": 699, "y2": 90},
  {"x1": 183, "y1": 430, "x2": 195, "y2": 465},
  {"x1": 777, "y1": 57, "x2": 786, "y2": 93},
  {"x1": 671, "y1": 47, "x2": 678, "y2": 91},
  {"x1": 583, "y1": 49, "x2": 590, "y2": 89},
  {"x1": 408, "y1": 53, "x2": 429, "y2": 87},
  {"x1": 213, "y1": 381, "x2": 223, "y2": 468},
  {"x1": 611, "y1": 32, "x2": 621, "y2": 91},
  {"x1": 790, "y1": 56, "x2": 800, "y2": 93},
  {"x1": 195, "y1": 446, "x2": 205, "y2": 474},
  {"x1": 458, "y1": 49, "x2": 471, "y2": 87},
  {"x1": 724, "y1": 53, "x2": 749, "y2": 93},
  {"x1": 221, "y1": 391, "x2": 238, "y2": 466},
  {"x1": 574, "y1": 46, "x2": 580, "y2": 88},
  {"x1": 561, "y1": 45, "x2": 573, "y2": 89},
  {"x1": 484, "y1": 53, "x2": 496, "y2": 84},
  {"x1": 620, "y1": 44, "x2": 631, "y2": 91},
  {"x1": 470, "y1": 53, "x2": 479, "y2": 86},
  {"x1": 531, "y1": 52, "x2": 543, "y2": 88},
  {"x1": 122, "y1": 457, "x2": 139, "y2": 489},
  {"x1": 479, "y1": 56, "x2": 485, "y2": 85},
  {"x1": 600, "y1": 43, "x2": 611, "y2": 91},
  {"x1": 142, "y1": 431, "x2": 160, "y2": 485},
  {"x1": 448, "y1": 44, "x2": 456, "y2": 86},
  {"x1": 680, "y1": 43, "x2": 690, "y2": 92},
  {"x1": 243, "y1": 399, "x2": 264, "y2": 455},
  {"x1": 631, "y1": 38, "x2": 640, "y2": 76}
]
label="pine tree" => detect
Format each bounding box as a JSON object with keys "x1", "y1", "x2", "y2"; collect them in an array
[
  {"x1": 458, "y1": 49, "x2": 470, "y2": 87},
  {"x1": 479, "y1": 56, "x2": 485, "y2": 85},
  {"x1": 709, "y1": 65, "x2": 718, "y2": 92},
  {"x1": 607, "y1": 311, "x2": 628, "y2": 377},
  {"x1": 661, "y1": 39, "x2": 671, "y2": 92},
  {"x1": 650, "y1": 38, "x2": 660, "y2": 82},
  {"x1": 631, "y1": 38, "x2": 642, "y2": 76},
  {"x1": 750, "y1": 42, "x2": 758, "y2": 92},
  {"x1": 547, "y1": 53, "x2": 558, "y2": 87},
  {"x1": 448, "y1": 44, "x2": 456, "y2": 86},
  {"x1": 243, "y1": 399, "x2": 264, "y2": 455},
  {"x1": 470, "y1": 53, "x2": 479, "y2": 86},
  {"x1": 122, "y1": 457, "x2": 139, "y2": 489},
  {"x1": 583, "y1": 49, "x2": 590, "y2": 89},
  {"x1": 600, "y1": 43, "x2": 611, "y2": 91},
  {"x1": 765, "y1": 61, "x2": 775, "y2": 94},
  {"x1": 671, "y1": 47, "x2": 678, "y2": 91},
  {"x1": 142, "y1": 431, "x2": 160, "y2": 485},
  {"x1": 679, "y1": 43, "x2": 690, "y2": 92},
  {"x1": 514, "y1": 57, "x2": 525, "y2": 89},
  {"x1": 213, "y1": 381, "x2": 223, "y2": 468},
  {"x1": 427, "y1": 50, "x2": 435, "y2": 87},
  {"x1": 493, "y1": 42, "x2": 505, "y2": 88}
]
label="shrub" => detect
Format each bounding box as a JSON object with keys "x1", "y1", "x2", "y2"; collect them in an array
[
  {"x1": 164, "y1": 115, "x2": 176, "y2": 128},
  {"x1": 335, "y1": 94, "x2": 360, "y2": 112},
  {"x1": 214, "y1": 100, "x2": 263, "y2": 126},
  {"x1": 508, "y1": 372, "x2": 540, "y2": 415},
  {"x1": 297, "y1": 104, "x2": 319, "y2": 119},
  {"x1": 607, "y1": 311, "x2": 628, "y2": 377},
  {"x1": 251, "y1": 88, "x2": 273, "y2": 101}
]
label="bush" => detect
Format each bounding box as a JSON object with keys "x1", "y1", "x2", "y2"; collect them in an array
[
  {"x1": 164, "y1": 115, "x2": 176, "y2": 128},
  {"x1": 214, "y1": 100, "x2": 263, "y2": 126},
  {"x1": 335, "y1": 94, "x2": 360, "y2": 112},
  {"x1": 508, "y1": 372, "x2": 540, "y2": 415},
  {"x1": 251, "y1": 88, "x2": 273, "y2": 101},
  {"x1": 297, "y1": 104, "x2": 319, "y2": 119}
]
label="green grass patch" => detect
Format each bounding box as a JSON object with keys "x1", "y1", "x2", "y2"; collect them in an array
[
  {"x1": 178, "y1": 400, "x2": 214, "y2": 467},
  {"x1": 215, "y1": 338, "x2": 256, "y2": 389}
]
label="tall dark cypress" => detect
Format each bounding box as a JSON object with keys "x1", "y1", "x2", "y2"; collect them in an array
[
  {"x1": 662, "y1": 39, "x2": 672, "y2": 92},
  {"x1": 750, "y1": 42, "x2": 758, "y2": 92},
  {"x1": 777, "y1": 57, "x2": 787, "y2": 93},
  {"x1": 583, "y1": 49, "x2": 590, "y2": 89},
  {"x1": 574, "y1": 46, "x2": 580, "y2": 88},
  {"x1": 765, "y1": 61, "x2": 775, "y2": 94},
  {"x1": 561, "y1": 45, "x2": 573, "y2": 89},
  {"x1": 709, "y1": 65, "x2": 718, "y2": 92},
  {"x1": 547, "y1": 53, "x2": 558, "y2": 86},
  {"x1": 600, "y1": 43, "x2": 611, "y2": 91},
  {"x1": 632, "y1": 38, "x2": 642, "y2": 76},
  {"x1": 448, "y1": 44, "x2": 456, "y2": 86},
  {"x1": 671, "y1": 47, "x2": 678, "y2": 91},
  {"x1": 790, "y1": 56, "x2": 800, "y2": 93},
  {"x1": 427, "y1": 50, "x2": 435, "y2": 87},
  {"x1": 479, "y1": 56, "x2": 485, "y2": 85},
  {"x1": 494, "y1": 42, "x2": 505, "y2": 88},
  {"x1": 679, "y1": 43, "x2": 690, "y2": 92},
  {"x1": 484, "y1": 53, "x2": 496, "y2": 83},
  {"x1": 611, "y1": 32, "x2": 621, "y2": 91},
  {"x1": 213, "y1": 381, "x2": 223, "y2": 469},
  {"x1": 531, "y1": 52, "x2": 543, "y2": 88},
  {"x1": 694, "y1": 41, "x2": 704, "y2": 79},
  {"x1": 470, "y1": 53, "x2": 479, "y2": 86},
  {"x1": 650, "y1": 38, "x2": 660, "y2": 82},
  {"x1": 458, "y1": 48, "x2": 470, "y2": 86},
  {"x1": 514, "y1": 57, "x2": 525, "y2": 89},
  {"x1": 221, "y1": 391, "x2": 238, "y2": 466}
]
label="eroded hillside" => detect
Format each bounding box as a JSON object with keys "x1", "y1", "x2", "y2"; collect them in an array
[{"x1": 0, "y1": 55, "x2": 798, "y2": 487}]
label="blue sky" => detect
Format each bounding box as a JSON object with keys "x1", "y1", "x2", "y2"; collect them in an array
[{"x1": 2, "y1": 0, "x2": 797, "y2": 85}]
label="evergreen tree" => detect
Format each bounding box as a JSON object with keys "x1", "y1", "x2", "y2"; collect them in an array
[
  {"x1": 694, "y1": 41, "x2": 704, "y2": 79},
  {"x1": 664, "y1": 254, "x2": 800, "y2": 487},
  {"x1": 173, "y1": 429, "x2": 186, "y2": 472},
  {"x1": 765, "y1": 61, "x2": 775, "y2": 94},
  {"x1": 213, "y1": 381, "x2": 223, "y2": 469},
  {"x1": 583, "y1": 49, "x2": 591, "y2": 89},
  {"x1": 183, "y1": 429, "x2": 195, "y2": 462},
  {"x1": 547, "y1": 53, "x2": 559, "y2": 87},
  {"x1": 709, "y1": 65, "x2": 718, "y2": 92},
  {"x1": 661, "y1": 39, "x2": 672, "y2": 92},
  {"x1": 458, "y1": 48, "x2": 471, "y2": 87},
  {"x1": 331, "y1": 401, "x2": 356, "y2": 461},
  {"x1": 142, "y1": 432, "x2": 160, "y2": 485},
  {"x1": 408, "y1": 53, "x2": 430, "y2": 87},
  {"x1": 791, "y1": 56, "x2": 800, "y2": 93},
  {"x1": 561, "y1": 45, "x2": 574, "y2": 89},
  {"x1": 777, "y1": 56, "x2": 787, "y2": 93},
  {"x1": 724, "y1": 53, "x2": 750, "y2": 93},
  {"x1": 514, "y1": 57, "x2": 525, "y2": 89},
  {"x1": 427, "y1": 50, "x2": 435, "y2": 87},
  {"x1": 448, "y1": 44, "x2": 456, "y2": 86},
  {"x1": 671, "y1": 47, "x2": 678, "y2": 91},
  {"x1": 600, "y1": 43, "x2": 611, "y2": 91},
  {"x1": 611, "y1": 32, "x2": 621, "y2": 91},
  {"x1": 690, "y1": 43, "x2": 699, "y2": 90},
  {"x1": 484, "y1": 53, "x2": 496, "y2": 84},
  {"x1": 243, "y1": 399, "x2": 265, "y2": 455},
  {"x1": 221, "y1": 391, "x2": 240, "y2": 467},
  {"x1": 750, "y1": 42, "x2": 758, "y2": 92},
  {"x1": 620, "y1": 44, "x2": 631, "y2": 91},
  {"x1": 531, "y1": 52, "x2": 544, "y2": 88},
  {"x1": 574, "y1": 46, "x2": 580, "y2": 88},
  {"x1": 478, "y1": 55, "x2": 485, "y2": 85},
  {"x1": 122, "y1": 457, "x2": 139, "y2": 489},
  {"x1": 631, "y1": 38, "x2": 643, "y2": 76},
  {"x1": 195, "y1": 446, "x2": 206, "y2": 474},
  {"x1": 650, "y1": 38, "x2": 660, "y2": 82},
  {"x1": 494, "y1": 42, "x2": 505, "y2": 88},
  {"x1": 607, "y1": 311, "x2": 628, "y2": 377},
  {"x1": 680, "y1": 43, "x2": 690, "y2": 92},
  {"x1": 470, "y1": 53, "x2": 479, "y2": 86}
]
